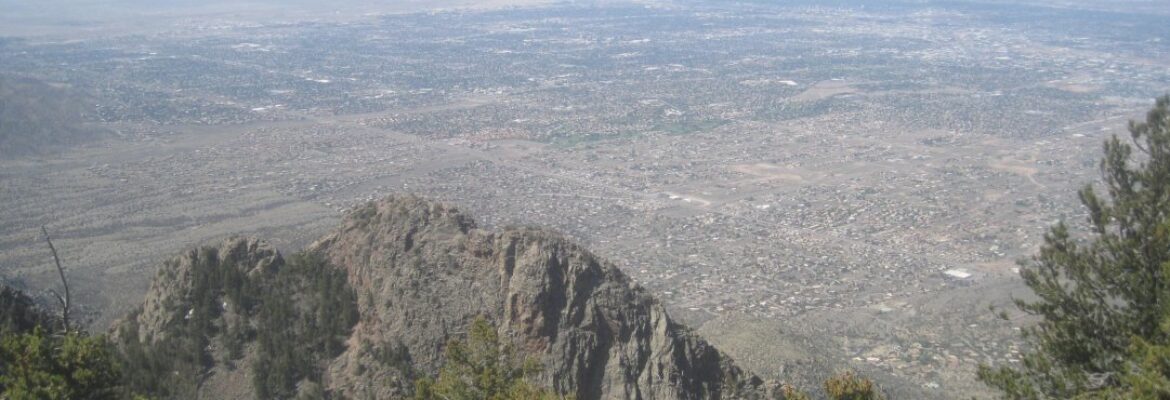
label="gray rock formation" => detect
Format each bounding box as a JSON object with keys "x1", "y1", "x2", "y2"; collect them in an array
[
  {"x1": 0, "y1": 282, "x2": 55, "y2": 334},
  {"x1": 115, "y1": 236, "x2": 281, "y2": 345},
  {"x1": 312, "y1": 196, "x2": 774, "y2": 400},
  {"x1": 111, "y1": 236, "x2": 286, "y2": 400},
  {"x1": 113, "y1": 196, "x2": 779, "y2": 399}
]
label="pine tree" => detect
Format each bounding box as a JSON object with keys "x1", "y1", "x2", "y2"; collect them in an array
[
  {"x1": 0, "y1": 328, "x2": 122, "y2": 400},
  {"x1": 979, "y1": 95, "x2": 1170, "y2": 398},
  {"x1": 414, "y1": 316, "x2": 565, "y2": 400}
]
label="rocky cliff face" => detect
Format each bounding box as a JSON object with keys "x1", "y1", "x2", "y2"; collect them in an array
[
  {"x1": 117, "y1": 236, "x2": 281, "y2": 345},
  {"x1": 0, "y1": 283, "x2": 55, "y2": 334},
  {"x1": 312, "y1": 196, "x2": 772, "y2": 400},
  {"x1": 116, "y1": 196, "x2": 778, "y2": 399},
  {"x1": 111, "y1": 237, "x2": 288, "y2": 399}
]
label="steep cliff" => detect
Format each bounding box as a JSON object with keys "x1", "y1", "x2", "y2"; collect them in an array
[
  {"x1": 116, "y1": 237, "x2": 281, "y2": 346},
  {"x1": 112, "y1": 237, "x2": 292, "y2": 399},
  {"x1": 313, "y1": 196, "x2": 773, "y2": 400},
  {"x1": 114, "y1": 196, "x2": 778, "y2": 399},
  {"x1": 113, "y1": 234, "x2": 364, "y2": 399}
]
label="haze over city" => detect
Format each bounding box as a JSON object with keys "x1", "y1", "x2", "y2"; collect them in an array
[{"x1": 1, "y1": 0, "x2": 1168, "y2": 398}]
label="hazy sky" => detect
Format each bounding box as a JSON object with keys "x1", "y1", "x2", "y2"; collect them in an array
[
  {"x1": 0, "y1": 0, "x2": 1164, "y2": 38},
  {"x1": 0, "y1": 0, "x2": 551, "y2": 37}
]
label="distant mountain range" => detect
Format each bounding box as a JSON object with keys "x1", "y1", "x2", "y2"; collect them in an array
[{"x1": 0, "y1": 76, "x2": 104, "y2": 159}]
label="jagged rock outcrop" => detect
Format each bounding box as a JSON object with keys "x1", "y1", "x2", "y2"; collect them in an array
[
  {"x1": 0, "y1": 283, "x2": 55, "y2": 334},
  {"x1": 110, "y1": 236, "x2": 287, "y2": 400},
  {"x1": 312, "y1": 196, "x2": 774, "y2": 400},
  {"x1": 115, "y1": 236, "x2": 281, "y2": 345},
  {"x1": 114, "y1": 196, "x2": 779, "y2": 399}
]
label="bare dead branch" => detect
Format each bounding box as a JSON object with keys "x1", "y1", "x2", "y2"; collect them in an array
[{"x1": 41, "y1": 225, "x2": 70, "y2": 332}]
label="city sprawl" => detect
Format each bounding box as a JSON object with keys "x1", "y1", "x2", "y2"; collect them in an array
[{"x1": 1, "y1": 1, "x2": 1168, "y2": 397}]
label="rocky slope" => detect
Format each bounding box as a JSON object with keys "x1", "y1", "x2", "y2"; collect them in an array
[
  {"x1": 0, "y1": 282, "x2": 55, "y2": 334},
  {"x1": 111, "y1": 237, "x2": 294, "y2": 399},
  {"x1": 114, "y1": 195, "x2": 779, "y2": 399},
  {"x1": 115, "y1": 236, "x2": 282, "y2": 346}
]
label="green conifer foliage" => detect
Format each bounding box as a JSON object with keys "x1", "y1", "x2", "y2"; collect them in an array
[
  {"x1": 979, "y1": 95, "x2": 1170, "y2": 399},
  {"x1": 0, "y1": 328, "x2": 121, "y2": 400},
  {"x1": 414, "y1": 316, "x2": 566, "y2": 400}
]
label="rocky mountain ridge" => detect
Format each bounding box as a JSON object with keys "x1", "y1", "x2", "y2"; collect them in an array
[{"x1": 112, "y1": 195, "x2": 781, "y2": 399}]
